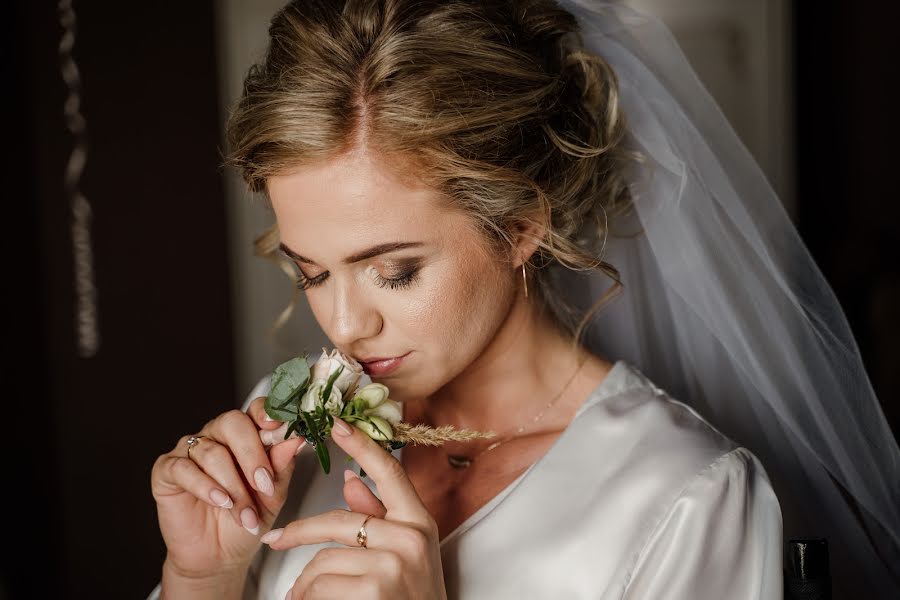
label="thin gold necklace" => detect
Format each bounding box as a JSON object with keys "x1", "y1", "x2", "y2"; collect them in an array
[{"x1": 443, "y1": 356, "x2": 587, "y2": 470}]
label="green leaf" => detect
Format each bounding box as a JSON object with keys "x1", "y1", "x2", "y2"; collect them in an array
[
  {"x1": 316, "y1": 437, "x2": 331, "y2": 474},
  {"x1": 265, "y1": 357, "x2": 311, "y2": 421},
  {"x1": 321, "y1": 364, "x2": 344, "y2": 404},
  {"x1": 264, "y1": 404, "x2": 296, "y2": 422},
  {"x1": 300, "y1": 411, "x2": 319, "y2": 443},
  {"x1": 300, "y1": 411, "x2": 331, "y2": 474}
]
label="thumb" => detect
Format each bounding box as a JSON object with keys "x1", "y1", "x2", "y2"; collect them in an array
[{"x1": 343, "y1": 470, "x2": 387, "y2": 518}]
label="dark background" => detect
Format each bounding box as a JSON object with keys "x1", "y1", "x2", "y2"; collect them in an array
[{"x1": 5, "y1": 1, "x2": 899, "y2": 598}]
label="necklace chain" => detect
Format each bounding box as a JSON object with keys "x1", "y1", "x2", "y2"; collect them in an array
[{"x1": 444, "y1": 355, "x2": 587, "y2": 469}]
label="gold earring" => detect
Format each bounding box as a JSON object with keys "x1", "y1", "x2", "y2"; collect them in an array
[{"x1": 521, "y1": 264, "x2": 528, "y2": 298}]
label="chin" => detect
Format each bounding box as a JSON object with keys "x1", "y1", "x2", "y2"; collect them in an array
[{"x1": 375, "y1": 371, "x2": 440, "y2": 403}]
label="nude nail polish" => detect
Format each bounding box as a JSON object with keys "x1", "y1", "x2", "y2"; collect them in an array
[
  {"x1": 333, "y1": 417, "x2": 352, "y2": 436},
  {"x1": 260, "y1": 528, "x2": 284, "y2": 544},
  {"x1": 254, "y1": 467, "x2": 275, "y2": 497},
  {"x1": 209, "y1": 488, "x2": 233, "y2": 509},
  {"x1": 241, "y1": 507, "x2": 259, "y2": 535}
]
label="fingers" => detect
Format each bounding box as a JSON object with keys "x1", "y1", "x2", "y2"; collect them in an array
[
  {"x1": 343, "y1": 470, "x2": 387, "y2": 518},
  {"x1": 153, "y1": 454, "x2": 234, "y2": 508},
  {"x1": 263, "y1": 510, "x2": 429, "y2": 554},
  {"x1": 259, "y1": 422, "x2": 291, "y2": 447},
  {"x1": 202, "y1": 410, "x2": 276, "y2": 498},
  {"x1": 329, "y1": 416, "x2": 428, "y2": 522},
  {"x1": 288, "y1": 548, "x2": 385, "y2": 599},
  {"x1": 287, "y1": 573, "x2": 366, "y2": 600},
  {"x1": 270, "y1": 437, "x2": 307, "y2": 494},
  {"x1": 247, "y1": 396, "x2": 283, "y2": 430},
  {"x1": 181, "y1": 434, "x2": 263, "y2": 534}
]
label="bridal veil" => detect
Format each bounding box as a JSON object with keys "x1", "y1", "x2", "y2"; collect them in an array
[{"x1": 547, "y1": 1, "x2": 900, "y2": 596}]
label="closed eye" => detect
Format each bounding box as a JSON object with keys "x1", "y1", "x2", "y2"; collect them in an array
[{"x1": 294, "y1": 267, "x2": 420, "y2": 291}]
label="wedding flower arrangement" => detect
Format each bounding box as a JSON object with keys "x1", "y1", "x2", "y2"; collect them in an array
[{"x1": 264, "y1": 348, "x2": 494, "y2": 477}]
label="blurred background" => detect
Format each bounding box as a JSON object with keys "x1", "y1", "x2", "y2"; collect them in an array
[{"x1": 5, "y1": 0, "x2": 898, "y2": 597}]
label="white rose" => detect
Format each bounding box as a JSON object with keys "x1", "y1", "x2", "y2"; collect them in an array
[
  {"x1": 353, "y1": 383, "x2": 403, "y2": 425},
  {"x1": 311, "y1": 347, "x2": 363, "y2": 396},
  {"x1": 300, "y1": 378, "x2": 344, "y2": 416}
]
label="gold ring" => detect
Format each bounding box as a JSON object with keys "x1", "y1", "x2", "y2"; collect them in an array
[
  {"x1": 186, "y1": 435, "x2": 207, "y2": 459},
  {"x1": 356, "y1": 514, "x2": 375, "y2": 548}
]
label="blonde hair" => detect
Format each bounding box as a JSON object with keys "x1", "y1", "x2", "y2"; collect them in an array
[{"x1": 225, "y1": 0, "x2": 639, "y2": 349}]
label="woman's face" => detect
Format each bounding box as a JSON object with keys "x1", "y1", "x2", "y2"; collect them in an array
[{"x1": 267, "y1": 150, "x2": 516, "y2": 401}]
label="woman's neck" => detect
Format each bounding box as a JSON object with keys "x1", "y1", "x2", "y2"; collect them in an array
[{"x1": 416, "y1": 293, "x2": 597, "y2": 435}]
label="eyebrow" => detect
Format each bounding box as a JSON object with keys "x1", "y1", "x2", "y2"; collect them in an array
[{"x1": 278, "y1": 241, "x2": 425, "y2": 266}]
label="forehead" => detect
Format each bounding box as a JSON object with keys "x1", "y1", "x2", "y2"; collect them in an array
[{"x1": 267, "y1": 151, "x2": 461, "y2": 254}]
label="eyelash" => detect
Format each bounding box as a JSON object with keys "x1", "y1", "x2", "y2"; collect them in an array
[{"x1": 294, "y1": 268, "x2": 420, "y2": 291}]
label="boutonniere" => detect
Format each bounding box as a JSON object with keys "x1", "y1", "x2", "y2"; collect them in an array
[{"x1": 264, "y1": 348, "x2": 494, "y2": 477}]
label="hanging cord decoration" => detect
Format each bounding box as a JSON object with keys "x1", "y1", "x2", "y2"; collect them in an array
[{"x1": 58, "y1": 0, "x2": 100, "y2": 358}]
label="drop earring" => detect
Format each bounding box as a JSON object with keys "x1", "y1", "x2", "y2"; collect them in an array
[{"x1": 521, "y1": 263, "x2": 528, "y2": 298}]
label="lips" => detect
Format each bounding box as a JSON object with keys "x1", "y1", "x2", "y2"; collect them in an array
[{"x1": 358, "y1": 352, "x2": 410, "y2": 377}]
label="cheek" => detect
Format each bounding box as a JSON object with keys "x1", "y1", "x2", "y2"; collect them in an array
[{"x1": 405, "y1": 254, "x2": 511, "y2": 363}]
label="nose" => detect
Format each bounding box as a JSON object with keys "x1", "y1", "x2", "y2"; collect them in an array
[{"x1": 327, "y1": 276, "x2": 382, "y2": 348}]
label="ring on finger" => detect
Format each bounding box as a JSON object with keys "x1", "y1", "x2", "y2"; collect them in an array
[
  {"x1": 186, "y1": 435, "x2": 208, "y2": 460},
  {"x1": 356, "y1": 514, "x2": 375, "y2": 549}
]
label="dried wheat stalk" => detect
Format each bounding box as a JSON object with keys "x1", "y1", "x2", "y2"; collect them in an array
[{"x1": 392, "y1": 422, "x2": 496, "y2": 446}]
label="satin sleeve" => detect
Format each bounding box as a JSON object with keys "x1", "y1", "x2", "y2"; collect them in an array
[{"x1": 620, "y1": 447, "x2": 783, "y2": 600}]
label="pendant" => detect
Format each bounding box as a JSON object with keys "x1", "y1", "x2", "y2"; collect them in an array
[{"x1": 447, "y1": 454, "x2": 473, "y2": 469}]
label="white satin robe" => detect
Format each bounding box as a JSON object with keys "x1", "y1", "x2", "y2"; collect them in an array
[{"x1": 148, "y1": 359, "x2": 783, "y2": 599}]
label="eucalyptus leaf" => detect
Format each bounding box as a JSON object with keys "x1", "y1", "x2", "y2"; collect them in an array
[
  {"x1": 265, "y1": 357, "x2": 311, "y2": 421},
  {"x1": 264, "y1": 404, "x2": 296, "y2": 422}
]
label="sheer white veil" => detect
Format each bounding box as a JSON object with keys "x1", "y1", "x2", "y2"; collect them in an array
[{"x1": 548, "y1": 1, "x2": 900, "y2": 596}]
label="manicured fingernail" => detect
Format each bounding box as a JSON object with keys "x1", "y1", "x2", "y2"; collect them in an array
[
  {"x1": 209, "y1": 488, "x2": 233, "y2": 509},
  {"x1": 255, "y1": 467, "x2": 275, "y2": 497},
  {"x1": 240, "y1": 507, "x2": 259, "y2": 535},
  {"x1": 264, "y1": 414, "x2": 275, "y2": 422},
  {"x1": 260, "y1": 528, "x2": 284, "y2": 544},
  {"x1": 284, "y1": 588, "x2": 292, "y2": 600},
  {"x1": 344, "y1": 469, "x2": 359, "y2": 482},
  {"x1": 333, "y1": 417, "x2": 352, "y2": 436},
  {"x1": 295, "y1": 441, "x2": 306, "y2": 456}
]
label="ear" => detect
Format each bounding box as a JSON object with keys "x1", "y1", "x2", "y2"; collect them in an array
[{"x1": 510, "y1": 209, "x2": 548, "y2": 268}]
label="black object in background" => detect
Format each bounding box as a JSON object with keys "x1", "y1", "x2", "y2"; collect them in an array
[
  {"x1": 795, "y1": 2, "x2": 900, "y2": 439},
  {"x1": 7, "y1": 0, "x2": 237, "y2": 598},
  {"x1": 785, "y1": 539, "x2": 832, "y2": 600}
]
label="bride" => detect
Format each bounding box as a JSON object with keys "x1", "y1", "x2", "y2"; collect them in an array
[{"x1": 148, "y1": 1, "x2": 900, "y2": 598}]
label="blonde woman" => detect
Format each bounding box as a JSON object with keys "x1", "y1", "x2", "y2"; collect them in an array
[{"x1": 148, "y1": 1, "x2": 900, "y2": 598}]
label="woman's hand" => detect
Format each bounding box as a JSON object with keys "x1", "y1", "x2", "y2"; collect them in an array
[
  {"x1": 262, "y1": 416, "x2": 447, "y2": 600},
  {"x1": 150, "y1": 398, "x2": 306, "y2": 581}
]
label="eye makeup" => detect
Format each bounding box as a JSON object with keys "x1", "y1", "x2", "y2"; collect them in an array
[{"x1": 293, "y1": 262, "x2": 421, "y2": 291}]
